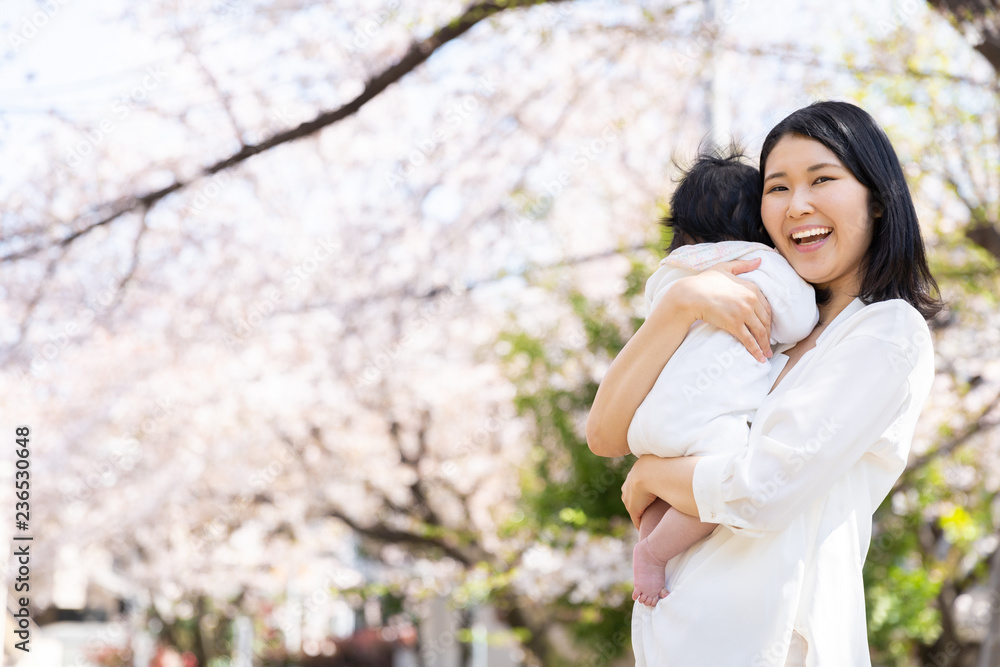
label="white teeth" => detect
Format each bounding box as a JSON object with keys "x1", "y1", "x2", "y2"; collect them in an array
[{"x1": 790, "y1": 228, "x2": 832, "y2": 240}]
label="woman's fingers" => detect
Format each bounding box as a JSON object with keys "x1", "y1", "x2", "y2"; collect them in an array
[
  {"x1": 628, "y1": 502, "x2": 642, "y2": 530},
  {"x1": 738, "y1": 324, "x2": 768, "y2": 363},
  {"x1": 753, "y1": 287, "x2": 772, "y2": 332},
  {"x1": 693, "y1": 265, "x2": 773, "y2": 360},
  {"x1": 744, "y1": 286, "x2": 772, "y2": 359},
  {"x1": 622, "y1": 465, "x2": 654, "y2": 530},
  {"x1": 719, "y1": 257, "x2": 761, "y2": 276},
  {"x1": 750, "y1": 323, "x2": 772, "y2": 360},
  {"x1": 622, "y1": 486, "x2": 642, "y2": 530}
]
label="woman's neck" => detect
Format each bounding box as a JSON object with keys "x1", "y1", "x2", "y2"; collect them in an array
[{"x1": 817, "y1": 289, "x2": 858, "y2": 326}]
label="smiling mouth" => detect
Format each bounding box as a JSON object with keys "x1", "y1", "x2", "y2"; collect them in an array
[{"x1": 790, "y1": 227, "x2": 832, "y2": 246}]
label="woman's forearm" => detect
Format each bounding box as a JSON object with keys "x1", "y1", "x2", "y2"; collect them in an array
[
  {"x1": 585, "y1": 292, "x2": 694, "y2": 457},
  {"x1": 621, "y1": 454, "x2": 702, "y2": 528},
  {"x1": 639, "y1": 456, "x2": 701, "y2": 517}
]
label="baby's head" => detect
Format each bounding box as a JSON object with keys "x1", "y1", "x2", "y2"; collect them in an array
[{"x1": 663, "y1": 144, "x2": 770, "y2": 252}]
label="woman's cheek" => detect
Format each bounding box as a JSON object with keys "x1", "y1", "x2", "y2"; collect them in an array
[{"x1": 761, "y1": 204, "x2": 784, "y2": 239}]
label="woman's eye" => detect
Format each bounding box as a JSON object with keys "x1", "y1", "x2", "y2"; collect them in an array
[
  {"x1": 813, "y1": 176, "x2": 833, "y2": 184},
  {"x1": 766, "y1": 185, "x2": 787, "y2": 193}
]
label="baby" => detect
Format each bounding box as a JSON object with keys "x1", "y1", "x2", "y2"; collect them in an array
[{"x1": 629, "y1": 146, "x2": 820, "y2": 606}]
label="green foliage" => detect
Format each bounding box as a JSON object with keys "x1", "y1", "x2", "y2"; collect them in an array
[
  {"x1": 495, "y1": 250, "x2": 663, "y2": 661},
  {"x1": 497, "y1": 277, "x2": 646, "y2": 535},
  {"x1": 497, "y1": 316, "x2": 632, "y2": 534},
  {"x1": 865, "y1": 449, "x2": 998, "y2": 665},
  {"x1": 927, "y1": 228, "x2": 1000, "y2": 304},
  {"x1": 866, "y1": 505, "x2": 944, "y2": 665},
  {"x1": 146, "y1": 596, "x2": 238, "y2": 666}
]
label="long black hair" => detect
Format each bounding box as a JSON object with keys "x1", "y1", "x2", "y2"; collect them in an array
[
  {"x1": 759, "y1": 100, "x2": 943, "y2": 320},
  {"x1": 662, "y1": 143, "x2": 770, "y2": 253}
]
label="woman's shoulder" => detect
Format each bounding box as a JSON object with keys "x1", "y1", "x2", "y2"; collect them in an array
[
  {"x1": 826, "y1": 298, "x2": 933, "y2": 365},
  {"x1": 841, "y1": 298, "x2": 929, "y2": 335}
]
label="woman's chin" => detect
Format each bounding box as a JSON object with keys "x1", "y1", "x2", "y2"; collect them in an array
[
  {"x1": 800, "y1": 274, "x2": 826, "y2": 286},
  {"x1": 785, "y1": 260, "x2": 828, "y2": 286}
]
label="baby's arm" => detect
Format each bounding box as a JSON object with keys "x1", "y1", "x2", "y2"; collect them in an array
[{"x1": 633, "y1": 505, "x2": 716, "y2": 606}]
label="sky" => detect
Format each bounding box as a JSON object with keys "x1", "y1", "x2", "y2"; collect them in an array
[
  {"x1": 0, "y1": 0, "x2": 964, "y2": 145},
  {"x1": 1, "y1": 0, "x2": 169, "y2": 114}
]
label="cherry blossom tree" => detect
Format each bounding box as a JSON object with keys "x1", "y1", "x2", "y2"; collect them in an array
[{"x1": 5, "y1": 0, "x2": 1000, "y2": 664}]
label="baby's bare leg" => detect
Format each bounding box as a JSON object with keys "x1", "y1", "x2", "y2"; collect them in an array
[
  {"x1": 638, "y1": 497, "x2": 670, "y2": 541},
  {"x1": 633, "y1": 508, "x2": 717, "y2": 607}
]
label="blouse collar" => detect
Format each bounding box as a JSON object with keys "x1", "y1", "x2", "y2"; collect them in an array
[{"x1": 816, "y1": 297, "x2": 866, "y2": 345}]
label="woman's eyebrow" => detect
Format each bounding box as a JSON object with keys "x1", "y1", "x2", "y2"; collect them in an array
[
  {"x1": 807, "y1": 162, "x2": 844, "y2": 172},
  {"x1": 764, "y1": 162, "x2": 844, "y2": 183}
]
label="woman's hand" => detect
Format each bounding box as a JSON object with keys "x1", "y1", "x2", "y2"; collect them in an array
[
  {"x1": 622, "y1": 456, "x2": 659, "y2": 530},
  {"x1": 661, "y1": 257, "x2": 773, "y2": 362}
]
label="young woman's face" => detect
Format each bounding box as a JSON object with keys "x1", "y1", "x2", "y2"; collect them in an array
[{"x1": 761, "y1": 134, "x2": 874, "y2": 297}]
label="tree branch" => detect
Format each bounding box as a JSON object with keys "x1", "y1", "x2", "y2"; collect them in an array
[
  {"x1": 326, "y1": 508, "x2": 477, "y2": 567},
  {"x1": 928, "y1": 0, "x2": 1000, "y2": 75},
  {"x1": 109, "y1": 207, "x2": 150, "y2": 311},
  {"x1": 892, "y1": 388, "x2": 1000, "y2": 496},
  {"x1": 2, "y1": 0, "x2": 573, "y2": 264},
  {"x1": 8, "y1": 245, "x2": 68, "y2": 353},
  {"x1": 966, "y1": 221, "x2": 1000, "y2": 262},
  {"x1": 274, "y1": 242, "x2": 649, "y2": 316}
]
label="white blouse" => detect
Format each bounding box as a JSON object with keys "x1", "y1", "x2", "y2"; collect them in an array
[{"x1": 630, "y1": 297, "x2": 935, "y2": 667}]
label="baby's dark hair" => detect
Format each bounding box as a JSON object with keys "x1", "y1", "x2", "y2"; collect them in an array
[{"x1": 662, "y1": 143, "x2": 771, "y2": 253}]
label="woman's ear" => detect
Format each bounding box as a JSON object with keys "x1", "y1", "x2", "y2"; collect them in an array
[{"x1": 870, "y1": 196, "x2": 885, "y2": 219}]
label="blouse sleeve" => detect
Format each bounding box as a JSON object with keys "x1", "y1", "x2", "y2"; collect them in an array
[{"x1": 691, "y1": 312, "x2": 933, "y2": 537}]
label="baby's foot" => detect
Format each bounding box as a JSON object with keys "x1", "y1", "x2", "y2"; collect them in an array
[{"x1": 632, "y1": 538, "x2": 670, "y2": 607}]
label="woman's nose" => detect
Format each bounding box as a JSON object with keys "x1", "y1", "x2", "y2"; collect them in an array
[{"x1": 787, "y1": 189, "x2": 814, "y2": 219}]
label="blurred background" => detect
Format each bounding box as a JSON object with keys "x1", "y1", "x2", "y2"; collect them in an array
[{"x1": 0, "y1": 0, "x2": 999, "y2": 665}]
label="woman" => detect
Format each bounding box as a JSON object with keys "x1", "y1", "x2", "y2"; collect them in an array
[{"x1": 586, "y1": 101, "x2": 941, "y2": 666}]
